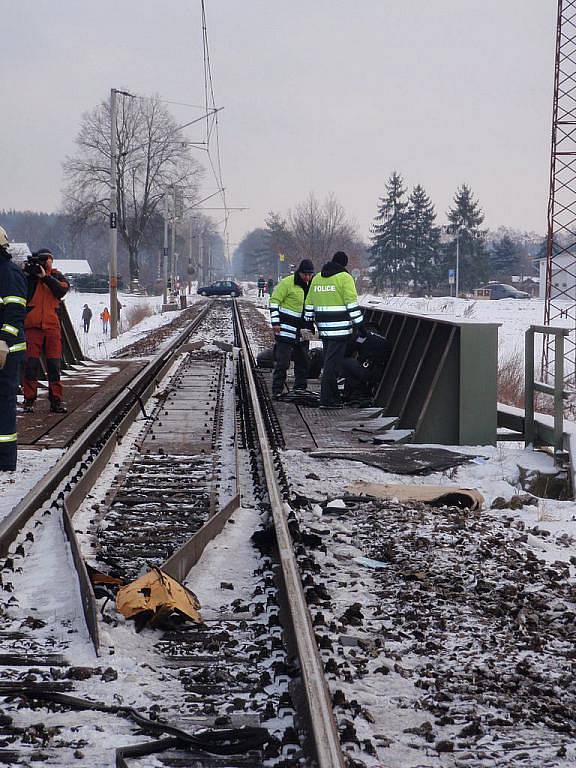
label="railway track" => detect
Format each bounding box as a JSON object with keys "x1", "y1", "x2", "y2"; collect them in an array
[{"x1": 0, "y1": 298, "x2": 346, "y2": 767}]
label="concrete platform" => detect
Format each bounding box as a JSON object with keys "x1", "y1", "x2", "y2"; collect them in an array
[{"x1": 17, "y1": 360, "x2": 146, "y2": 449}]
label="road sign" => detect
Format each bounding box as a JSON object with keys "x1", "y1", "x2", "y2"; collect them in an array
[
  {"x1": 448, "y1": 268, "x2": 455, "y2": 285},
  {"x1": 279, "y1": 253, "x2": 285, "y2": 262},
  {"x1": 352, "y1": 269, "x2": 361, "y2": 279}
]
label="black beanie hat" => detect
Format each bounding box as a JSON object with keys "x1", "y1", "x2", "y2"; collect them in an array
[
  {"x1": 297, "y1": 258, "x2": 314, "y2": 273},
  {"x1": 35, "y1": 248, "x2": 53, "y2": 260},
  {"x1": 333, "y1": 251, "x2": 348, "y2": 267}
]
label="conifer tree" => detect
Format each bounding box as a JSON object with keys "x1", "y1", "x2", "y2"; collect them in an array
[
  {"x1": 490, "y1": 235, "x2": 520, "y2": 279},
  {"x1": 406, "y1": 184, "x2": 441, "y2": 293},
  {"x1": 444, "y1": 184, "x2": 488, "y2": 291},
  {"x1": 369, "y1": 172, "x2": 409, "y2": 293}
]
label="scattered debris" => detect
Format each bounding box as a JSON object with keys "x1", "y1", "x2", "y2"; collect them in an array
[
  {"x1": 116, "y1": 567, "x2": 202, "y2": 631},
  {"x1": 347, "y1": 481, "x2": 484, "y2": 510},
  {"x1": 309, "y1": 446, "x2": 475, "y2": 475}
]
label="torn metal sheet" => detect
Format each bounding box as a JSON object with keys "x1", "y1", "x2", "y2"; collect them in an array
[
  {"x1": 337, "y1": 416, "x2": 398, "y2": 433},
  {"x1": 116, "y1": 567, "x2": 202, "y2": 631},
  {"x1": 309, "y1": 446, "x2": 476, "y2": 475},
  {"x1": 347, "y1": 481, "x2": 484, "y2": 510}
]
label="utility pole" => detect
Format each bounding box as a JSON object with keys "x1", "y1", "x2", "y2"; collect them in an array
[
  {"x1": 455, "y1": 229, "x2": 460, "y2": 299},
  {"x1": 198, "y1": 233, "x2": 204, "y2": 286},
  {"x1": 109, "y1": 88, "x2": 119, "y2": 339},
  {"x1": 188, "y1": 218, "x2": 194, "y2": 293},
  {"x1": 162, "y1": 193, "x2": 169, "y2": 306},
  {"x1": 171, "y1": 184, "x2": 177, "y2": 298}
]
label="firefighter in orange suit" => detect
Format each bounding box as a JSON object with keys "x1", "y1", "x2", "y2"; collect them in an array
[{"x1": 23, "y1": 248, "x2": 70, "y2": 414}]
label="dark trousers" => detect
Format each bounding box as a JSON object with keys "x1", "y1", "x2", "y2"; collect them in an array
[
  {"x1": 320, "y1": 337, "x2": 349, "y2": 406},
  {"x1": 341, "y1": 357, "x2": 372, "y2": 400},
  {"x1": 272, "y1": 340, "x2": 309, "y2": 395},
  {"x1": 24, "y1": 327, "x2": 63, "y2": 402},
  {"x1": 83, "y1": 319, "x2": 91, "y2": 333},
  {"x1": 0, "y1": 350, "x2": 24, "y2": 471}
]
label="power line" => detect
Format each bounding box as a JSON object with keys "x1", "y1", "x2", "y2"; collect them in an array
[{"x1": 200, "y1": 0, "x2": 231, "y2": 262}]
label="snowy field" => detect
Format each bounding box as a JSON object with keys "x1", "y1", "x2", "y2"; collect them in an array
[
  {"x1": 63, "y1": 286, "x2": 199, "y2": 360},
  {"x1": 360, "y1": 294, "x2": 557, "y2": 364}
]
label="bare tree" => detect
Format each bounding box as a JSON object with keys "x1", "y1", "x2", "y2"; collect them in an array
[
  {"x1": 63, "y1": 94, "x2": 203, "y2": 288},
  {"x1": 288, "y1": 192, "x2": 356, "y2": 266}
]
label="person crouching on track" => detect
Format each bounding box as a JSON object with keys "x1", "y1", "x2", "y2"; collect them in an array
[
  {"x1": 304, "y1": 251, "x2": 365, "y2": 409},
  {"x1": 341, "y1": 328, "x2": 392, "y2": 405},
  {"x1": 269, "y1": 259, "x2": 315, "y2": 399},
  {"x1": 0, "y1": 226, "x2": 27, "y2": 471},
  {"x1": 23, "y1": 248, "x2": 70, "y2": 414}
]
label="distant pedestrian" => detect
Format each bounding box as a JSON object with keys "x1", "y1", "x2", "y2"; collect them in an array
[
  {"x1": 82, "y1": 304, "x2": 92, "y2": 333},
  {"x1": 257, "y1": 276, "x2": 265, "y2": 298},
  {"x1": 100, "y1": 307, "x2": 110, "y2": 334},
  {"x1": 267, "y1": 278, "x2": 275, "y2": 296}
]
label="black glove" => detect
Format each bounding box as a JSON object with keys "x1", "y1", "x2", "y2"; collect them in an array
[{"x1": 356, "y1": 323, "x2": 368, "y2": 339}]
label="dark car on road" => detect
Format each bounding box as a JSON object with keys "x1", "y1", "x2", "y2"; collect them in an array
[
  {"x1": 198, "y1": 280, "x2": 242, "y2": 298},
  {"x1": 474, "y1": 283, "x2": 530, "y2": 300}
]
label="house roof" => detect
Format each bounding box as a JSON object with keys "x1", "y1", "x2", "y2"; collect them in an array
[{"x1": 53, "y1": 259, "x2": 92, "y2": 275}]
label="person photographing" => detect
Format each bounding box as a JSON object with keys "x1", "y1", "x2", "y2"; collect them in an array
[{"x1": 22, "y1": 248, "x2": 70, "y2": 414}]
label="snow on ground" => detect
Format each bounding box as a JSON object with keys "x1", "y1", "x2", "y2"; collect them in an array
[
  {"x1": 359, "y1": 294, "x2": 565, "y2": 365},
  {"x1": 283, "y1": 442, "x2": 576, "y2": 554},
  {"x1": 0, "y1": 449, "x2": 62, "y2": 522},
  {"x1": 63, "y1": 287, "x2": 199, "y2": 360}
]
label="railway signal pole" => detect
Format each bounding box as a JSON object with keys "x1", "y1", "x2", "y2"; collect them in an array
[{"x1": 109, "y1": 88, "x2": 119, "y2": 340}]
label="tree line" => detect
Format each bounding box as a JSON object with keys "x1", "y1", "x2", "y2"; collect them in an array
[
  {"x1": 235, "y1": 174, "x2": 541, "y2": 293},
  {"x1": 369, "y1": 172, "x2": 538, "y2": 293},
  {"x1": 232, "y1": 193, "x2": 368, "y2": 280}
]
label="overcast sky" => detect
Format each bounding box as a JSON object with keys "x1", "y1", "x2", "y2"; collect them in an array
[{"x1": 1, "y1": 1, "x2": 555, "y2": 250}]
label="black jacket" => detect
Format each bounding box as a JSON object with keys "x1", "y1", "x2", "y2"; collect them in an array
[
  {"x1": 0, "y1": 250, "x2": 27, "y2": 350},
  {"x1": 320, "y1": 260, "x2": 348, "y2": 279}
]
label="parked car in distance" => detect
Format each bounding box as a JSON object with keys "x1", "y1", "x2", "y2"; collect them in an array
[
  {"x1": 198, "y1": 280, "x2": 243, "y2": 298},
  {"x1": 474, "y1": 283, "x2": 530, "y2": 300}
]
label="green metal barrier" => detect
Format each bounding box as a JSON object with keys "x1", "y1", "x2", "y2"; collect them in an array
[{"x1": 361, "y1": 303, "x2": 500, "y2": 445}]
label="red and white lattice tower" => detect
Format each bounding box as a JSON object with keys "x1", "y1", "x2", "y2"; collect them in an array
[{"x1": 543, "y1": 0, "x2": 576, "y2": 381}]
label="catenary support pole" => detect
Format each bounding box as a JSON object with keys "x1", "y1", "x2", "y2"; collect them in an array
[
  {"x1": 163, "y1": 193, "x2": 169, "y2": 305},
  {"x1": 109, "y1": 88, "x2": 119, "y2": 340}
]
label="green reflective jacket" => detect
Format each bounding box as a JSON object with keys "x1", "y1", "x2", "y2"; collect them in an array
[
  {"x1": 304, "y1": 268, "x2": 363, "y2": 337},
  {"x1": 269, "y1": 274, "x2": 306, "y2": 342}
]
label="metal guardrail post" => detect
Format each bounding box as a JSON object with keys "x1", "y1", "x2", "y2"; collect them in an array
[
  {"x1": 524, "y1": 327, "x2": 535, "y2": 446},
  {"x1": 554, "y1": 332, "x2": 565, "y2": 454},
  {"x1": 524, "y1": 324, "x2": 569, "y2": 460}
]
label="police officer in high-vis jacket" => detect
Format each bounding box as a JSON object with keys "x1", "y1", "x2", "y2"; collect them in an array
[
  {"x1": 0, "y1": 226, "x2": 27, "y2": 471},
  {"x1": 269, "y1": 258, "x2": 315, "y2": 398},
  {"x1": 304, "y1": 251, "x2": 364, "y2": 408}
]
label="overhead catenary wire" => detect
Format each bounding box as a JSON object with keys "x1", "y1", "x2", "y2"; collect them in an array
[{"x1": 200, "y1": 0, "x2": 231, "y2": 262}]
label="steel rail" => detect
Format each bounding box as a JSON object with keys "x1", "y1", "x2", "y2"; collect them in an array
[
  {"x1": 232, "y1": 300, "x2": 345, "y2": 768},
  {"x1": 0, "y1": 300, "x2": 214, "y2": 557}
]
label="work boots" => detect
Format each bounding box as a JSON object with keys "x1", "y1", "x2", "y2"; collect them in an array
[
  {"x1": 22, "y1": 399, "x2": 35, "y2": 414},
  {"x1": 50, "y1": 399, "x2": 68, "y2": 414}
]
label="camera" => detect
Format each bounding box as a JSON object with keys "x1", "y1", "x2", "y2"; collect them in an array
[{"x1": 24, "y1": 253, "x2": 49, "y2": 276}]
